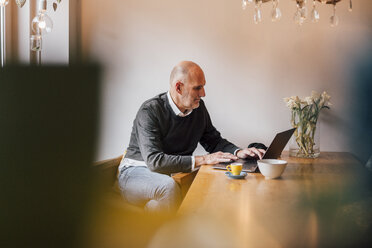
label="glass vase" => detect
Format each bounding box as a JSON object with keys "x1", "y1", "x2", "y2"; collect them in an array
[{"x1": 289, "y1": 112, "x2": 320, "y2": 158}]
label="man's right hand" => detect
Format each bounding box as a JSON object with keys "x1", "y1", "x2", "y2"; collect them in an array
[{"x1": 195, "y1": 152, "x2": 238, "y2": 167}]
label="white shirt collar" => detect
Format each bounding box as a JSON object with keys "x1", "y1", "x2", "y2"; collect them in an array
[{"x1": 167, "y1": 91, "x2": 193, "y2": 117}]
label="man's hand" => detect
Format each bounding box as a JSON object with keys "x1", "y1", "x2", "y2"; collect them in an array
[
  {"x1": 236, "y1": 148, "x2": 265, "y2": 160},
  {"x1": 195, "y1": 152, "x2": 238, "y2": 167}
]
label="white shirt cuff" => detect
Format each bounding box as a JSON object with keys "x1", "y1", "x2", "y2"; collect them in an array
[
  {"x1": 234, "y1": 149, "x2": 241, "y2": 156},
  {"x1": 191, "y1": 156, "x2": 197, "y2": 171}
]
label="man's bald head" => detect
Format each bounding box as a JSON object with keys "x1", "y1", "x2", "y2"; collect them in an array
[
  {"x1": 168, "y1": 61, "x2": 206, "y2": 113},
  {"x1": 169, "y1": 61, "x2": 205, "y2": 87}
]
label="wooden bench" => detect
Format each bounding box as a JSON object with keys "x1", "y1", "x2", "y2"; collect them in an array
[{"x1": 93, "y1": 155, "x2": 198, "y2": 208}]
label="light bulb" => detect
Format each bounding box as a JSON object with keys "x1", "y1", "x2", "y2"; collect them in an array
[
  {"x1": 0, "y1": 0, "x2": 9, "y2": 7},
  {"x1": 32, "y1": 12, "x2": 53, "y2": 35},
  {"x1": 38, "y1": 21, "x2": 46, "y2": 29}
]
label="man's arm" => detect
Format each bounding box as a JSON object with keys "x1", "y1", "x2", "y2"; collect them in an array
[
  {"x1": 194, "y1": 152, "x2": 238, "y2": 167},
  {"x1": 236, "y1": 148, "x2": 265, "y2": 160},
  {"x1": 136, "y1": 106, "x2": 192, "y2": 174},
  {"x1": 193, "y1": 148, "x2": 265, "y2": 168}
]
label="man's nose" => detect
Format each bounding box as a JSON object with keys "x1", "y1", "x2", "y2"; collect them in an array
[{"x1": 200, "y1": 88, "x2": 206, "y2": 97}]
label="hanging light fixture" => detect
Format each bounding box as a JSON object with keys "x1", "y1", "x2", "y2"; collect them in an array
[
  {"x1": 242, "y1": 0, "x2": 248, "y2": 10},
  {"x1": 271, "y1": 0, "x2": 282, "y2": 22},
  {"x1": 311, "y1": 0, "x2": 320, "y2": 23},
  {"x1": 0, "y1": 0, "x2": 62, "y2": 67},
  {"x1": 29, "y1": 0, "x2": 61, "y2": 65},
  {"x1": 254, "y1": 0, "x2": 263, "y2": 24},
  {"x1": 293, "y1": 0, "x2": 307, "y2": 25},
  {"x1": 31, "y1": 0, "x2": 53, "y2": 35},
  {"x1": 330, "y1": 2, "x2": 339, "y2": 26},
  {"x1": 30, "y1": 34, "x2": 42, "y2": 52},
  {"x1": 241, "y1": 0, "x2": 351, "y2": 27}
]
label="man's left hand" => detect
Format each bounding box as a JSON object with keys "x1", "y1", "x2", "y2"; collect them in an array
[{"x1": 236, "y1": 148, "x2": 265, "y2": 160}]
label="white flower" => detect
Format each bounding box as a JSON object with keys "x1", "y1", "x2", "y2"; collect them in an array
[
  {"x1": 311, "y1": 91, "x2": 321, "y2": 102},
  {"x1": 284, "y1": 96, "x2": 300, "y2": 109},
  {"x1": 287, "y1": 99, "x2": 297, "y2": 109},
  {"x1": 283, "y1": 97, "x2": 291, "y2": 106},
  {"x1": 304, "y1": 96, "x2": 313, "y2": 105},
  {"x1": 319, "y1": 91, "x2": 331, "y2": 107},
  {"x1": 322, "y1": 91, "x2": 331, "y2": 103}
]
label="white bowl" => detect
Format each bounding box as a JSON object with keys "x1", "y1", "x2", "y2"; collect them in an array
[{"x1": 257, "y1": 159, "x2": 288, "y2": 179}]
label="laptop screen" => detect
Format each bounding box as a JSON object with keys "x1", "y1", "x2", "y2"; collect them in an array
[{"x1": 263, "y1": 128, "x2": 296, "y2": 159}]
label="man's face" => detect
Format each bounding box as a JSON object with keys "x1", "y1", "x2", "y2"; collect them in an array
[{"x1": 180, "y1": 69, "x2": 206, "y2": 110}]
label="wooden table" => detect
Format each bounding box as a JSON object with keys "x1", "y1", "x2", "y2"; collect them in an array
[{"x1": 175, "y1": 152, "x2": 372, "y2": 248}]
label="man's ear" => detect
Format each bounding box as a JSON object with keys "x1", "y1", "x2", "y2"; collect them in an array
[{"x1": 175, "y1": 81, "x2": 183, "y2": 94}]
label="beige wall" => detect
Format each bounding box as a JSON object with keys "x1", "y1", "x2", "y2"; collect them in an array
[
  {"x1": 41, "y1": 0, "x2": 69, "y2": 64},
  {"x1": 81, "y1": 0, "x2": 372, "y2": 160}
]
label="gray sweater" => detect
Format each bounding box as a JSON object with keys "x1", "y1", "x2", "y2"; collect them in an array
[{"x1": 125, "y1": 92, "x2": 239, "y2": 174}]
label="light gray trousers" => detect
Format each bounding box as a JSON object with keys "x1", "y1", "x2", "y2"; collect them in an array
[{"x1": 118, "y1": 166, "x2": 181, "y2": 212}]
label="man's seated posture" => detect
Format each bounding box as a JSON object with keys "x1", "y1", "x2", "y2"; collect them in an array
[{"x1": 118, "y1": 61, "x2": 265, "y2": 212}]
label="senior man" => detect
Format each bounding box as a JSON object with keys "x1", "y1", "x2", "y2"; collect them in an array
[{"x1": 118, "y1": 61, "x2": 265, "y2": 212}]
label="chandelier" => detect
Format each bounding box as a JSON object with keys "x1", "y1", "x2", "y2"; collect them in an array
[
  {"x1": 241, "y1": 0, "x2": 352, "y2": 27},
  {"x1": 0, "y1": 0, "x2": 63, "y2": 67}
]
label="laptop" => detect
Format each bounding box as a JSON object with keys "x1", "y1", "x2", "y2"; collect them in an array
[{"x1": 212, "y1": 128, "x2": 296, "y2": 172}]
